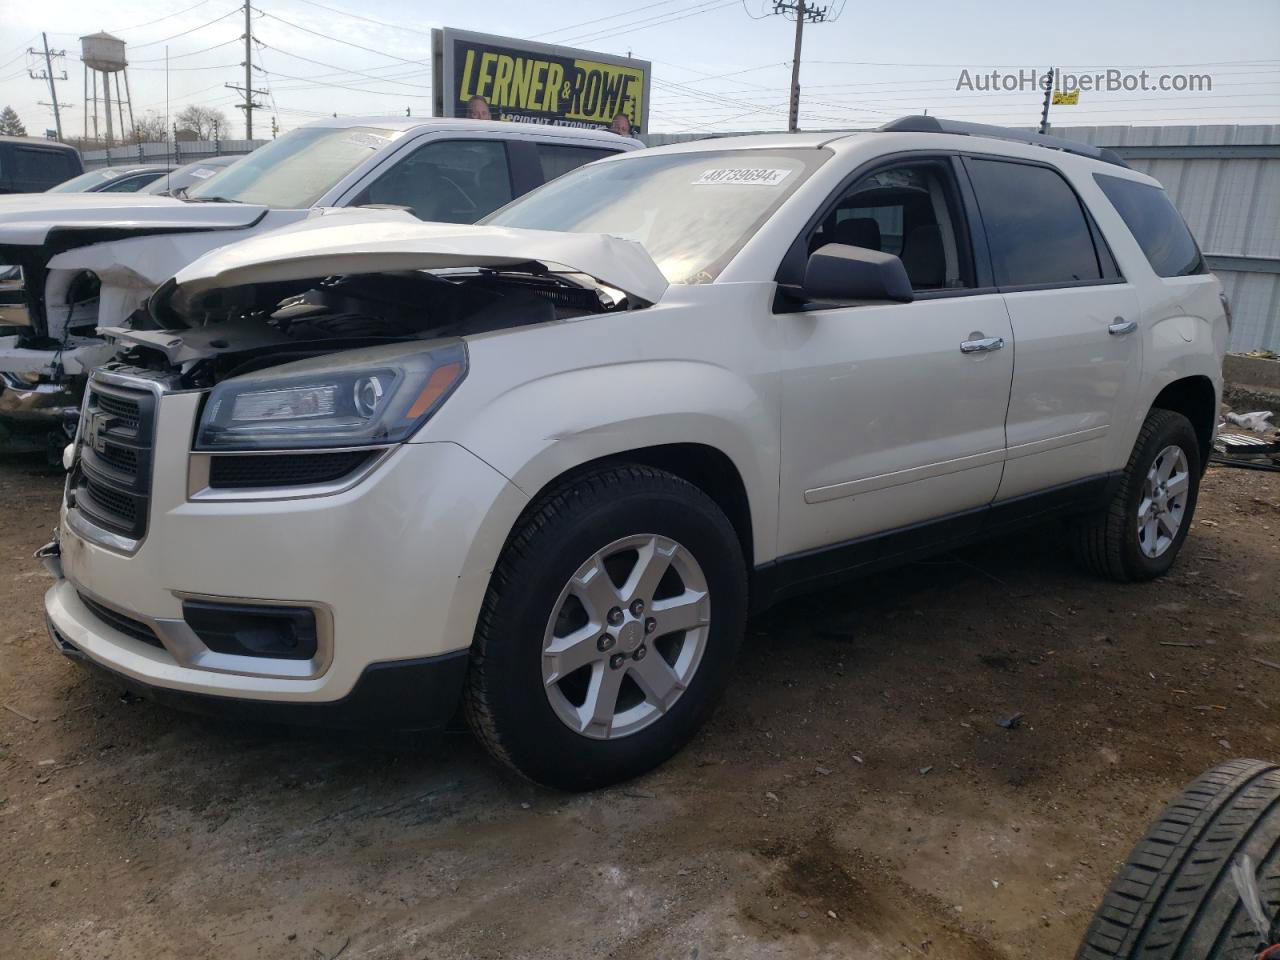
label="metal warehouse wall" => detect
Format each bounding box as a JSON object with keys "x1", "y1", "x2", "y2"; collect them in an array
[{"x1": 645, "y1": 124, "x2": 1280, "y2": 352}]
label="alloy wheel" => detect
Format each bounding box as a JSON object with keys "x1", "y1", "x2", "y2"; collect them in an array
[
  {"x1": 541, "y1": 533, "x2": 711, "y2": 739},
  {"x1": 1137, "y1": 444, "x2": 1190, "y2": 559}
]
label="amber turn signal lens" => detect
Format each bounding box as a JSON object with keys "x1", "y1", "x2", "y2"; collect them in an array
[{"x1": 405, "y1": 362, "x2": 463, "y2": 420}]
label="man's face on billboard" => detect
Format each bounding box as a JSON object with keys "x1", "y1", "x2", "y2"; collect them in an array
[
  {"x1": 467, "y1": 97, "x2": 491, "y2": 120},
  {"x1": 611, "y1": 113, "x2": 632, "y2": 136}
]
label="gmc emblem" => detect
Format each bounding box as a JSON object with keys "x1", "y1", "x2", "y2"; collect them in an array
[{"x1": 84, "y1": 411, "x2": 113, "y2": 454}]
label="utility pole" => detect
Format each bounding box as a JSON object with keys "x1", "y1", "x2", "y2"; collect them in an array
[
  {"x1": 225, "y1": 0, "x2": 267, "y2": 139},
  {"x1": 29, "y1": 33, "x2": 68, "y2": 140},
  {"x1": 1038, "y1": 66, "x2": 1054, "y2": 134},
  {"x1": 243, "y1": 0, "x2": 252, "y2": 138},
  {"x1": 771, "y1": 0, "x2": 828, "y2": 133}
]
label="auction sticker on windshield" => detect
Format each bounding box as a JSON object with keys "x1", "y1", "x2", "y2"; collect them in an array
[{"x1": 693, "y1": 168, "x2": 792, "y2": 186}]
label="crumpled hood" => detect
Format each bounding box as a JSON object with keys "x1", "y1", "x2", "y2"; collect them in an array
[
  {"x1": 169, "y1": 207, "x2": 670, "y2": 306},
  {"x1": 0, "y1": 192, "x2": 267, "y2": 246}
]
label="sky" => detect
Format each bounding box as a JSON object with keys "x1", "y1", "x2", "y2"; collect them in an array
[{"x1": 0, "y1": 0, "x2": 1277, "y2": 140}]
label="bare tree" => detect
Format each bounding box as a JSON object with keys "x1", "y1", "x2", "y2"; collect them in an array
[
  {"x1": 0, "y1": 106, "x2": 27, "y2": 137},
  {"x1": 131, "y1": 112, "x2": 170, "y2": 143},
  {"x1": 174, "y1": 105, "x2": 228, "y2": 141}
]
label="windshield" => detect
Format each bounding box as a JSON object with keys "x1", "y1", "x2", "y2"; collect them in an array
[
  {"x1": 47, "y1": 169, "x2": 124, "y2": 192},
  {"x1": 143, "y1": 157, "x2": 238, "y2": 195},
  {"x1": 485, "y1": 149, "x2": 825, "y2": 283},
  {"x1": 184, "y1": 126, "x2": 397, "y2": 208}
]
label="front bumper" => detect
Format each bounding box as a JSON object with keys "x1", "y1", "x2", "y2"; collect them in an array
[
  {"x1": 44, "y1": 412, "x2": 529, "y2": 718},
  {"x1": 47, "y1": 613, "x2": 470, "y2": 731}
]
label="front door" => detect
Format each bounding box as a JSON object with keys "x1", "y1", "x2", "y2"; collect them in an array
[{"x1": 775, "y1": 156, "x2": 1014, "y2": 561}]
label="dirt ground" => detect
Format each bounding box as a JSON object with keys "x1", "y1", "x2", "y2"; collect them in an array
[{"x1": 1, "y1": 457, "x2": 1277, "y2": 960}]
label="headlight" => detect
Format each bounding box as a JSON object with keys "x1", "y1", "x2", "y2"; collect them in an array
[{"x1": 195, "y1": 340, "x2": 467, "y2": 451}]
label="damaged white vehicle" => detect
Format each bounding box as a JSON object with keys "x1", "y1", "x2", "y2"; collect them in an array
[
  {"x1": 0, "y1": 116, "x2": 637, "y2": 454},
  {"x1": 41, "y1": 119, "x2": 1227, "y2": 789}
]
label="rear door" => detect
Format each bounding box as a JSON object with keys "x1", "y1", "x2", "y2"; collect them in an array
[
  {"x1": 962, "y1": 156, "x2": 1142, "y2": 501},
  {"x1": 774, "y1": 155, "x2": 1014, "y2": 559}
]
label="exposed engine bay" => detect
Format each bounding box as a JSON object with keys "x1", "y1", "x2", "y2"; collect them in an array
[{"x1": 102, "y1": 266, "x2": 623, "y2": 385}]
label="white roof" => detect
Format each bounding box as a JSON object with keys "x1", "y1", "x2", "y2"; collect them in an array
[{"x1": 300, "y1": 115, "x2": 641, "y2": 150}]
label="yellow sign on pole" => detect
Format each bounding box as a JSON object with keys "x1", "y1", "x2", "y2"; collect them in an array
[{"x1": 1052, "y1": 90, "x2": 1080, "y2": 105}]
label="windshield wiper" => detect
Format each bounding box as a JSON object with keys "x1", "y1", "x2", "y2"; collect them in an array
[{"x1": 182, "y1": 195, "x2": 242, "y2": 203}]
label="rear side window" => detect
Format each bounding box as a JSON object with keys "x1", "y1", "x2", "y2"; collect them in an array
[
  {"x1": 15, "y1": 147, "x2": 73, "y2": 182},
  {"x1": 1094, "y1": 174, "x2": 1206, "y2": 277},
  {"x1": 536, "y1": 144, "x2": 616, "y2": 182},
  {"x1": 965, "y1": 157, "x2": 1102, "y2": 287}
]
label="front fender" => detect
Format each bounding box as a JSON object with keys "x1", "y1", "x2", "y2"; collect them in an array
[{"x1": 427, "y1": 356, "x2": 780, "y2": 565}]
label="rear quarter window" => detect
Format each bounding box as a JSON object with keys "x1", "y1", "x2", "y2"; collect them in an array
[
  {"x1": 536, "y1": 144, "x2": 618, "y2": 182},
  {"x1": 1093, "y1": 174, "x2": 1206, "y2": 278}
]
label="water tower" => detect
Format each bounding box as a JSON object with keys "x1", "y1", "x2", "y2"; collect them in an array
[{"x1": 80, "y1": 32, "x2": 134, "y2": 146}]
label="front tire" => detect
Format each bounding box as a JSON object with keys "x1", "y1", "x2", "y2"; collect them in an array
[
  {"x1": 1073, "y1": 408, "x2": 1202, "y2": 581},
  {"x1": 464, "y1": 465, "x2": 747, "y2": 790}
]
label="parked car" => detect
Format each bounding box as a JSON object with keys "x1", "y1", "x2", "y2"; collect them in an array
[
  {"x1": 47, "y1": 164, "x2": 172, "y2": 194},
  {"x1": 0, "y1": 136, "x2": 82, "y2": 194},
  {"x1": 140, "y1": 155, "x2": 240, "y2": 196},
  {"x1": 38, "y1": 117, "x2": 1227, "y2": 790},
  {"x1": 0, "y1": 117, "x2": 640, "y2": 456}
]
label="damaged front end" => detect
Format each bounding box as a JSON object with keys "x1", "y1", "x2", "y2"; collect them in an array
[
  {"x1": 0, "y1": 261, "x2": 110, "y2": 456},
  {"x1": 100, "y1": 211, "x2": 666, "y2": 398},
  {"x1": 0, "y1": 193, "x2": 275, "y2": 457},
  {"x1": 65, "y1": 230, "x2": 653, "y2": 541}
]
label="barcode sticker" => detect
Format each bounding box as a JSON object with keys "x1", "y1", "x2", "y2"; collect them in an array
[{"x1": 692, "y1": 168, "x2": 791, "y2": 186}]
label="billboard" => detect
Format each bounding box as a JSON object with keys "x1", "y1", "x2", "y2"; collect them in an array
[{"x1": 432, "y1": 28, "x2": 651, "y2": 136}]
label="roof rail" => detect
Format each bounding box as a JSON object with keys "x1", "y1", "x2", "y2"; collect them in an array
[{"x1": 878, "y1": 115, "x2": 1130, "y2": 169}]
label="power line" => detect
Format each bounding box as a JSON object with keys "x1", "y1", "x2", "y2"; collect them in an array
[
  {"x1": 280, "y1": 0, "x2": 439, "y2": 37},
  {"x1": 256, "y1": 42, "x2": 430, "y2": 89},
  {"x1": 130, "y1": 61, "x2": 242, "y2": 72},
  {"x1": 130, "y1": 38, "x2": 243, "y2": 63},
  {"x1": 0, "y1": 46, "x2": 34, "y2": 72},
  {"x1": 561, "y1": 0, "x2": 739, "y2": 47},
  {"x1": 110, "y1": 0, "x2": 215, "y2": 34},
  {"x1": 254, "y1": 64, "x2": 433, "y2": 98},
  {"x1": 258, "y1": 11, "x2": 429, "y2": 65},
  {"x1": 530, "y1": 0, "x2": 682, "y2": 39},
  {"x1": 129, "y1": 8, "x2": 244, "y2": 49}
]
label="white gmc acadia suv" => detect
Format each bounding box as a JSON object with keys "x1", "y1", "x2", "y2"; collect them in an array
[{"x1": 39, "y1": 117, "x2": 1228, "y2": 790}]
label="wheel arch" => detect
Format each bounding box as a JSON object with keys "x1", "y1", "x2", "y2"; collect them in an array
[
  {"x1": 1149, "y1": 374, "x2": 1218, "y2": 468},
  {"x1": 513, "y1": 442, "x2": 757, "y2": 571}
]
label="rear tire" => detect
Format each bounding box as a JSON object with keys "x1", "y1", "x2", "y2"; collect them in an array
[
  {"x1": 1076, "y1": 759, "x2": 1280, "y2": 959},
  {"x1": 464, "y1": 464, "x2": 747, "y2": 791},
  {"x1": 1072, "y1": 408, "x2": 1202, "y2": 581}
]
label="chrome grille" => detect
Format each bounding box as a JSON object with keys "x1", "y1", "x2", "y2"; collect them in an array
[{"x1": 69, "y1": 376, "x2": 157, "y2": 541}]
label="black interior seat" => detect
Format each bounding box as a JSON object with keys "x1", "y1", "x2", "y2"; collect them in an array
[
  {"x1": 830, "y1": 216, "x2": 882, "y2": 251},
  {"x1": 900, "y1": 224, "x2": 945, "y2": 288}
]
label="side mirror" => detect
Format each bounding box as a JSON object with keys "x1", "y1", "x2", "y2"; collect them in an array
[{"x1": 803, "y1": 243, "x2": 914, "y2": 304}]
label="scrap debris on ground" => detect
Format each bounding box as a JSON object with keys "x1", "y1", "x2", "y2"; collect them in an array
[{"x1": 0, "y1": 456, "x2": 1277, "y2": 959}]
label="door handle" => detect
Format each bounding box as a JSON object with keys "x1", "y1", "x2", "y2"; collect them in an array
[
  {"x1": 1109, "y1": 317, "x2": 1138, "y2": 336},
  {"x1": 960, "y1": 336, "x2": 1005, "y2": 354}
]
